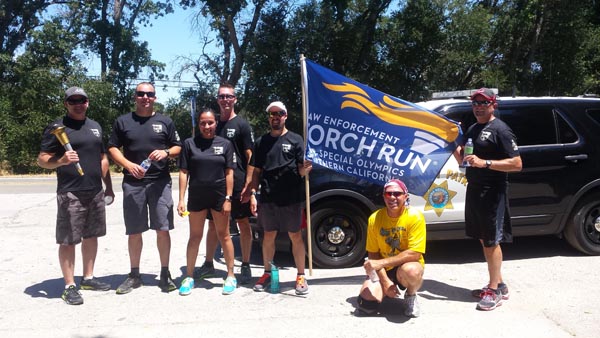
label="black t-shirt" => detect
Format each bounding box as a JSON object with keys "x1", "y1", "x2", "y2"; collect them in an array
[
  {"x1": 178, "y1": 136, "x2": 235, "y2": 195},
  {"x1": 40, "y1": 116, "x2": 105, "y2": 193},
  {"x1": 216, "y1": 115, "x2": 254, "y2": 194},
  {"x1": 251, "y1": 131, "x2": 305, "y2": 205},
  {"x1": 465, "y1": 118, "x2": 520, "y2": 185},
  {"x1": 108, "y1": 112, "x2": 181, "y2": 182}
]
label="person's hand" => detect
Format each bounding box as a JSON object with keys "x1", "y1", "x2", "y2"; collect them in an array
[
  {"x1": 128, "y1": 162, "x2": 146, "y2": 179},
  {"x1": 383, "y1": 281, "x2": 400, "y2": 298},
  {"x1": 104, "y1": 189, "x2": 115, "y2": 205},
  {"x1": 222, "y1": 199, "x2": 232, "y2": 214},
  {"x1": 148, "y1": 149, "x2": 169, "y2": 162},
  {"x1": 61, "y1": 150, "x2": 79, "y2": 165},
  {"x1": 464, "y1": 155, "x2": 486, "y2": 168},
  {"x1": 300, "y1": 160, "x2": 313, "y2": 176},
  {"x1": 250, "y1": 197, "x2": 258, "y2": 216},
  {"x1": 177, "y1": 201, "x2": 186, "y2": 217}
]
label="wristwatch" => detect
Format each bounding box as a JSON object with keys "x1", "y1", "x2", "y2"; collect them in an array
[
  {"x1": 164, "y1": 148, "x2": 170, "y2": 156},
  {"x1": 225, "y1": 195, "x2": 232, "y2": 201},
  {"x1": 485, "y1": 160, "x2": 492, "y2": 169}
]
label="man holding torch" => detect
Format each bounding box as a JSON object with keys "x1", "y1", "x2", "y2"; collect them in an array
[{"x1": 38, "y1": 86, "x2": 115, "y2": 305}]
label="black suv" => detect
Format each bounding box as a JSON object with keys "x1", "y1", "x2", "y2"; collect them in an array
[{"x1": 307, "y1": 97, "x2": 600, "y2": 268}]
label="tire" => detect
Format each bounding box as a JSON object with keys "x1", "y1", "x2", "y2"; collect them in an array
[
  {"x1": 564, "y1": 194, "x2": 600, "y2": 255},
  {"x1": 307, "y1": 200, "x2": 368, "y2": 268}
]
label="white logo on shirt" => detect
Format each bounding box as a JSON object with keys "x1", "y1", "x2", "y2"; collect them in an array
[
  {"x1": 480, "y1": 131, "x2": 491, "y2": 141},
  {"x1": 282, "y1": 144, "x2": 292, "y2": 153},
  {"x1": 175, "y1": 131, "x2": 180, "y2": 141},
  {"x1": 214, "y1": 146, "x2": 224, "y2": 155},
  {"x1": 226, "y1": 128, "x2": 236, "y2": 138},
  {"x1": 90, "y1": 129, "x2": 100, "y2": 137},
  {"x1": 152, "y1": 124, "x2": 163, "y2": 133}
]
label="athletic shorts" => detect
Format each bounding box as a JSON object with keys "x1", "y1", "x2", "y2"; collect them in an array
[
  {"x1": 187, "y1": 183, "x2": 226, "y2": 212},
  {"x1": 465, "y1": 182, "x2": 513, "y2": 247},
  {"x1": 385, "y1": 267, "x2": 407, "y2": 290},
  {"x1": 56, "y1": 190, "x2": 106, "y2": 245},
  {"x1": 122, "y1": 177, "x2": 174, "y2": 235},
  {"x1": 256, "y1": 202, "x2": 302, "y2": 233}
]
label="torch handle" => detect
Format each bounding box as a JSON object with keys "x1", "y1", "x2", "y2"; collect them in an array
[{"x1": 63, "y1": 143, "x2": 84, "y2": 176}]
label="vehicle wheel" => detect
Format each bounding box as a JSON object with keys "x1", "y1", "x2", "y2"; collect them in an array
[
  {"x1": 564, "y1": 194, "x2": 600, "y2": 255},
  {"x1": 307, "y1": 200, "x2": 368, "y2": 268}
]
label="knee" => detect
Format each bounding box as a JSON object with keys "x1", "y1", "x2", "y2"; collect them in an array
[{"x1": 398, "y1": 263, "x2": 424, "y2": 281}]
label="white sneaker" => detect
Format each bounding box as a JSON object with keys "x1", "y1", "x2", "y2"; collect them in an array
[{"x1": 404, "y1": 294, "x2": 421, "y2": 317}]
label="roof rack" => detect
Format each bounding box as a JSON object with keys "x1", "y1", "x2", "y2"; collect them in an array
[{"x1": 431, "y1": 88, "x2": 498, "y2": 100}]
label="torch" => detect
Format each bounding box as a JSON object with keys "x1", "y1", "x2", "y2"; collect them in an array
[{"x1": 50, "y1": 126, "x2": 84, "y2": 176}]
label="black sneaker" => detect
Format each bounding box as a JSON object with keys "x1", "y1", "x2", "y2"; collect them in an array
[
  {"x1": 159, "y1": 273, "x2": 177, "y2": 293},
  {"x1": 193, "y1": 262, "x2": 216, "y2": 279},
  {"x1": 239, "y1": 265, "x2": 252, "y2": 285},
  {"x1": 116, "y1": 274, "x2": 143, "y2": 294},
  {"x1": 61, "y1": 285, "x2": 83, "y2": 305},
  {"x1": 80, "y1": 277, "x2": 111, "y2": 291}
]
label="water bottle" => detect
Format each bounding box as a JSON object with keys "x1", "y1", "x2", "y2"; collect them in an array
[
  {"x1": 270, "y1": 261, "x2": 279, "y2": 293},
  {"x1": 463, "y1": 138, "x2": 474, "y2": 167},
  {"x1": 364, "y1": 258, "x2": 379, "y2": 282},
  {"x1": 140, "y1": 158, "x2": 152, "y2": 172}
]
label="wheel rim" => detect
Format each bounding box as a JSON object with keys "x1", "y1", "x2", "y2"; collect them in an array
[
  {"x1": 315, "y1": 214, "x2": 360, "y2": 258},
  {"x1": 584, "y1": 204, "x2": 600, "y2": 245}
]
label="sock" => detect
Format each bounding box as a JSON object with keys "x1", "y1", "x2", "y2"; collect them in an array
[
  {"x1": 204, "y1": 261, "x2": 214, "y2": 268},
  {"x1": 83, "y1": 275, "x2": 93, "y2": 280},
  {"x1": 130, "y1": 267, "x2": 140, "y2": 277},
  {"x1": 65, "y1": 284, "x2": 76, "y2": 289},
  {"x1": 160, "y1": 267, "x2": 169, "y2": 278},
  {"x1": 297, "y1": 273, "x2": 305, "y2": 276},
  {"x1": 242, "y1": 262, "x2": 250, "y2": 267}
]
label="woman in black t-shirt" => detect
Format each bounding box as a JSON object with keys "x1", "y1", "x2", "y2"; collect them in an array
[{"x1": 177, "y1": 108, "x2": 238, "y2": 295}]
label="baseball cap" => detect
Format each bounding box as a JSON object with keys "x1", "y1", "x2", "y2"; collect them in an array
[
  {"x1": 265, "y1": 101, "x2": 287, "y2": 113},
  {"x1": 65, "y1": 87, "x2": 88, "y2": 100},
  {"x1": 383, "y1": 179, "x2": 408, "y2": 194},
  {"x1": 470, "y1": 88, "x2": 496, "y2": 102}
]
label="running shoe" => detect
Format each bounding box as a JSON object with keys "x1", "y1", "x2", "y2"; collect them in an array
[
  {"x1": 194, "y1": 262, "x2": 216, "y2": 279},
  {"x1": 295, "y1": 275, "x2": 309, "y2": 295},
  {"x1": 404, "y1": 293, "x2": 421, "y2": 317},
  {"x1": 116, "y1": 274, "x2": 142, "y2": 294},
  {"x1": 253, "y1": 273, "x2": 271, "y2": 292},
  {"x1": 179, "y1": 277, "x2": 194, "y2": 296},
  {"x1": 240, "y1": 265, "x2": 252, "y2": 285},
  {"x1": 222, "y1": 276, "x2": 237, "y2": 295},
  {"x1": 61, "y1": 285, "x2": 83, "y2": 305},
  {"x1": 80, "y1": 277, "x2": 111, "y2": 291},
  {"x1": 477, "y1": 288, "x2": 503, "y2": 311},
  {"x1": 472, "y1": 282, "x2": 510, "y2": 300}
]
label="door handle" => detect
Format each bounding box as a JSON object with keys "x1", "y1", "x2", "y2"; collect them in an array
[{"x1": 564, "y1": 154, "x2": 588, "y2": 163}]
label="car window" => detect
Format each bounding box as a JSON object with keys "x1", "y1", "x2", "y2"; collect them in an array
[
  {"x1": 555, "y1": 110, "x2": 578, "y2": 143},
  {"x1": 443, "y1": 106, "x2": 476, "y2": 135},
  {"x1": 587, "y1": 108, "x2": 600, "y2": 126},
  {"x1": 497, "y1": 106, "x2": 558, "y2": 146}
]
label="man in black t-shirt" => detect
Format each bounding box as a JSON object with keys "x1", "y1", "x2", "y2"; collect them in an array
[
  {"x1": 196, "y1": 83, "x2": 256, "y2": 285},
  {"x1": 108, "y1": 82, "x2": 182, "y2": 294},
  {"x1": 459, "y1": 88, "x2": 522, "y2": 311},
  {"x1": 38, "y1": 86, "x2": 114, "y2": 305},
  {"x1": 243, "y1": 101, "x2": 313, "y2": 295}
]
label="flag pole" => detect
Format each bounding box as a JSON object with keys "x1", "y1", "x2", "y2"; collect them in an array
[{"x1": 300, "y1": 54, "x2": 313, "y2": 276}]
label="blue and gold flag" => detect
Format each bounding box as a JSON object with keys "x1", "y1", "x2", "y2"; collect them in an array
[{"x1": 302, "y1": 59, "x2": 462, "y2": 196}]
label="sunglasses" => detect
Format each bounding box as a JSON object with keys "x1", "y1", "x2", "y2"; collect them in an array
[
  {"x1": 136, "y1": 91, "x2": 156, "y2": 98},
  {"x1": 269, "y1": 110, "x2": 287, "y2": 117},
  {"x1": 217, "y1": 94, "x2": 236, "y2": 100},
  {"x1": 384, "y1": 191, "x2": 405, "y2": 198},
  {"x1": 66, "y1": 98, "x2": 88, "y2": 105},
  {"x1": 471, "y1": 100, "x2": 492, "y2": 106}
]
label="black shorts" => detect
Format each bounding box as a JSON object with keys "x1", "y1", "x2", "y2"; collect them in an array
[
  {"x1": 56, "y1": 190, "x2": 106, "y2": 245},
  {"x1": 385, "y1": 267, "x2": 407, "y2": 290},
  {"x1": 188, "y1": 185, "x2": 226, "y2": 212},
  {"x1": 465, "y1": 182, "x2": 513, "y2": 247},
  {"x1": 206, "y1": 194, "x2": 252, "y2": 221}
]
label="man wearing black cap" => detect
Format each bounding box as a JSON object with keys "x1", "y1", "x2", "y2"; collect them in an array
[
  {"x1": 461, "y1": 88, "x2": 522, "y2": 311},
  {"x1": 242, "y1": 101, "x2": 313, "y2": 295},
  {"x1": 356, "y1": 179, "x2": 426, "y2": 318},
  {"x1": 38, "y1": 86, "x2": 115, "y2": 305}
]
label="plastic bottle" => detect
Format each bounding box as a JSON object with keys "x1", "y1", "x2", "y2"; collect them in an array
[
  {"x1": 364, "y1": 257, "x2": 379, "y2": 282},
  {"x1": 270, "y1": 261, "x2": 279, "y2": 293},
  {"x1": 104, "y1": 195, "x2": 113, "y2": 205},
  {"x1": 463, "y1": 138, "x2": 474, "y2": 167},
  {"x1": 140, "y1": 158, "x2": 152, "y2": 171}
]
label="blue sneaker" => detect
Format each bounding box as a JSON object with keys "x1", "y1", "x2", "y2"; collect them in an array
[
  {"x1": 179, "y1": 277, "x2": 194, "y2": 296},
  {"x1": 222, "y1": 276, "x2": 237, "y2": 295}
]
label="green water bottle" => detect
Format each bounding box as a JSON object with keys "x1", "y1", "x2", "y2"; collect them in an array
[{"x1": 270, "y1": 261, "x2": 279, "y2": 293}]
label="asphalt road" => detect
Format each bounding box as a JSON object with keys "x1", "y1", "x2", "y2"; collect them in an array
[{"x1": 0, "y1": 176, "x2": 598, "y2": 338}]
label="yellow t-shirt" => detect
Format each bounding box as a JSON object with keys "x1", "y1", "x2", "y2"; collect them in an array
[{"x1": 366, "y1": 206, "x2": 426, "y2": 267}]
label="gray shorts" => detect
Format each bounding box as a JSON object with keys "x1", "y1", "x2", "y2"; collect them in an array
[
  {"x1": 122, "y1": 177, "x2": 174, "y2": 235},
  {"x1": 257, "y1": 202, "x2": 302, "y2": 232},
  {"x1": 56, "y1": 190, "x2": 106, "y2": 245}
]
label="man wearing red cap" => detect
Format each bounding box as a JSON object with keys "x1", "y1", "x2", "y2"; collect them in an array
[
  {"x1": 357, "y1": 179, "x2": 426, "y2": 318},
  {"x1": 461, "y1": 88, "x2": 522, "y2": 311}
]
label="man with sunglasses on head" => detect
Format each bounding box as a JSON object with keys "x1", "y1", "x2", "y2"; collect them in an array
[
  {"x1": 242, "y1": 101, "x2": 312, "y2": 295},
  {"x1": 38, "y1": 86, "x2": 115, "y2": 305},
  {"x1": 460, "y1": 88, "x2": 522, "y2": 311},
  {"x1": 195, "y1": 82, "x2": 255, "y2": 285},
  {"x1": 108, "y1": 82, "x2": 181, "y2": 294},
  {"x1": 356, "y1": 179, "x2": 425, "y2": 318}
]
